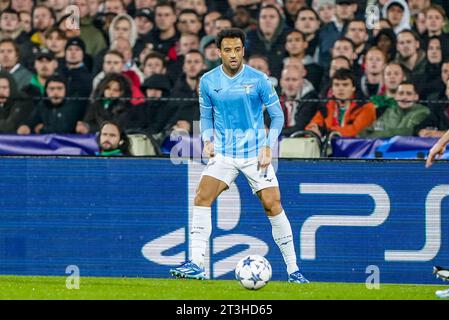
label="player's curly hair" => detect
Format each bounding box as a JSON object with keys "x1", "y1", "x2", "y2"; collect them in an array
[{"x1": 216, "y1": 28, "x2": 246, "y2": 49}]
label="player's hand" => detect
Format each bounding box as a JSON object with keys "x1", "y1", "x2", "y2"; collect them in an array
[
  {"x1": 203, "y1": 141, "x2": 215, "y2": 157},
  {"x1": 258, "y1": 146, "x2": 272, "y2": 170},
  {"x1": 426, "y1": 142, "x2": 446, "y2": 168}
]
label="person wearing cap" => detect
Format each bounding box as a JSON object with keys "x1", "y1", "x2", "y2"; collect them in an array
[
  {"x1": 62, "y1": 37, "x2": 92, "y2": 92},
  {"x1": 134, "y1": 8, "x2": 155, "y2": 57},
  {"x1": 17, "y1": 75, "x2": 86, "y2": 134},
  {"x1": 22, "y1": 48, "x2": 58, "y2": 99},
  {"x1": 318, "y1": 0, "x2": 358, "y2": 69},
  {"x1": 382, "y1": 0, "x2": 411, "y2": 34},
  {"x1": 312, "y1": 0, "x2": 336, "y2": 24},
  {"x1": 60, "y1": 37, "x2": 93, "y2": 101}
]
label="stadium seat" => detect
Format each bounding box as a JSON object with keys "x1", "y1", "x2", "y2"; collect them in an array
[
  {"x1": 279, "y1": 130, "x2": 322, "y2": 158},
  {"x1": 126, "y1": 131, "x2": 161, "y2": 156}
]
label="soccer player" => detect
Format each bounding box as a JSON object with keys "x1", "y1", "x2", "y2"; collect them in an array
[{"x1": 169, "y1": 28, "x2": 309, "y2": 284}]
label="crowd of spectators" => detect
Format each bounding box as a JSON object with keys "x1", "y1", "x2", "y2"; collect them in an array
[{"x1": 1, "y1": 0, "x2": 449, "y2": 151}]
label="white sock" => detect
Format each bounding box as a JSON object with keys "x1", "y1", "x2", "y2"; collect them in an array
[
  {"x1": 190, "y1": 206, "x2": 212, "y2": 269},
  {"x1": 268, "y1": 210, "x2": 299, "y2": 275}
]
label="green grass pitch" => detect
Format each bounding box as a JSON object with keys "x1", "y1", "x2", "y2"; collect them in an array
[{"x1": 0, "y1": 275, "x2": 446, "y2": 300}]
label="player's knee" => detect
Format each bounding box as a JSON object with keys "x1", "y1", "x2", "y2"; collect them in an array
[
  {"x1": 262, "y1": 198, "x2": 281, "y2": 215},
  {"x1": 194, "y1": 189, "x2": 214, "y2": 206}
]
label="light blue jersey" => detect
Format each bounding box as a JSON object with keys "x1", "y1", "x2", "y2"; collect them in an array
[{"x1": 199, "y1": 64, "x2": 284, "y2": 158}]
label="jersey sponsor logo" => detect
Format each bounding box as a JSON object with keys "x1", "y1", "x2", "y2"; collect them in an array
[{"x1": 214, "y1": 88, "x2": 223, "y2": 93}]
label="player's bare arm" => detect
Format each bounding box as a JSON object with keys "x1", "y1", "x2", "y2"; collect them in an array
[{"x1": 426, "y1": 129, "x2": 449, "y2": 168}]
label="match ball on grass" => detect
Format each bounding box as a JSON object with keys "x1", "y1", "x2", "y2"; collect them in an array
[{"x1": 235, "y1": 255, "x2": 272, "y2": 290}]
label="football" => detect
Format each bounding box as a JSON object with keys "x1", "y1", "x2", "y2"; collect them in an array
[{"x1": 235, "y1": 255, "x2": 272, "y2": 290}]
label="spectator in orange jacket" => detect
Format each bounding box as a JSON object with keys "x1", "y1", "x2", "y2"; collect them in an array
[{"x1": 306, "y1": 68, "x2": 376, "y2": 138}]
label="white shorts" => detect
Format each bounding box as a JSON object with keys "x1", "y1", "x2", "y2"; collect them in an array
[{"x1": 201, "y1": 153, "x2": 279, "y2": 194}]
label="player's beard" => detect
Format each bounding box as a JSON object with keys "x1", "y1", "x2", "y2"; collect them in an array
[
  {"x1": 101, "y1": 142, "x2": 117, "y2": 151},
  {"x1": 227, "y1": 58, "x2": 242, "y2": 71}
]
